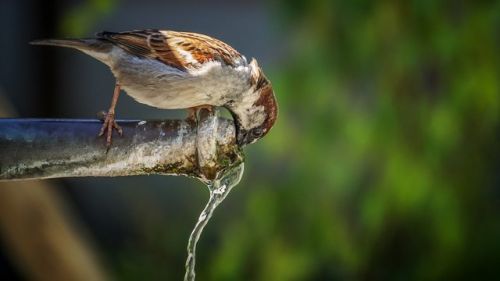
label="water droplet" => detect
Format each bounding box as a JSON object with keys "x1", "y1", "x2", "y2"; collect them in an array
[
  {"x1": 213, "y1": 184, "x2": 227, "y2": 195},
  {"x1": 198, "y1": 212, "x2": 207, "y2": 222}
]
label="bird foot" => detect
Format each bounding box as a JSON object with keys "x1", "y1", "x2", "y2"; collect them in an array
[
  {"x1": 186, "y1": 105, "x2": 214, "y2": 123},
  {"x1": 99, "y1": 111, "x2": 123, "y2": 148}
]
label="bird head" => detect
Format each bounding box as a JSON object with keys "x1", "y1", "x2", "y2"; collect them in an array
[{"x1": 229, "y1": 58, "x2": 278, "y2": 146}]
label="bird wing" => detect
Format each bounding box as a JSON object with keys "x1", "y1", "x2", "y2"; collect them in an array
[{"x1": 96, "y1": 29, "x2": 245, "y2": 70}]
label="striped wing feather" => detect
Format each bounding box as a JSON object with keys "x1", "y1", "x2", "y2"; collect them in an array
[{"x1": 97, "y1": 29, "x2": 244, "y2": 70}]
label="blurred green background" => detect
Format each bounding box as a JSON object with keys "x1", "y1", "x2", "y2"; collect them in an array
[{"x1": 1, "y1": 0, "x2": 499, "y2": 280}]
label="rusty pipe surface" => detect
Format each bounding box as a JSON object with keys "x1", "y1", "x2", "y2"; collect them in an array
[{"x1": 0, "y1": 112, "x2": 243, "y2": 182}]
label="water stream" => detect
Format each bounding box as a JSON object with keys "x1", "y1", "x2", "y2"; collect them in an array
[{"x1": 184, "y1": 162, "x2": 245, "y2": 281}]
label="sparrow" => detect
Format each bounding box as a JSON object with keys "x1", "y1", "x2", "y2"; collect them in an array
[{"x1": 31, "y1": 29, "x2": 278, "y2": 147}]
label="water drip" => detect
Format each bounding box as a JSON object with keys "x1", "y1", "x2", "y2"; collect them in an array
[{"x1": 184, "y1": 162, "x2": 245, "y2": 281}]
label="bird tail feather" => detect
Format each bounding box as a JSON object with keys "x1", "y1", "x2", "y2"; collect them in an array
[{"x1": 30, "y1": 38, "x2": 111, "y2": 53}]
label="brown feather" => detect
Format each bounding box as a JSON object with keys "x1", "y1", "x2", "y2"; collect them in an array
[
  {"x1": 97, "y1": 29, "x2": 244, "y2": 70},
  {"x1": 254, "y1": 83, "x2": 277, "y2": 136}
]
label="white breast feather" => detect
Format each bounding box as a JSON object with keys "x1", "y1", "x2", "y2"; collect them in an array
[{"x1": 104, "y1": 47, "x2": 253, "y2": 110}]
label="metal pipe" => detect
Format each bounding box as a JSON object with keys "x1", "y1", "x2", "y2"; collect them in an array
[{"x1": 0, "y1": 112, "x2": 243, "y2": 182}]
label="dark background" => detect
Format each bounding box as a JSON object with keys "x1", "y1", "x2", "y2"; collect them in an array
[{"x1": 1, "y1": 0, "x2": 499, "y2": 280}]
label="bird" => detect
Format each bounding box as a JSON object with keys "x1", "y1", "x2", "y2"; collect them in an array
[{"x1": 31, "y1": 29, "x2": 278, "y2": 147}]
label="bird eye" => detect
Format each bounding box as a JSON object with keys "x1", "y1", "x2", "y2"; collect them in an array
[{"x1": 251, "y1": 128, "x2": 263, "y2": 138}]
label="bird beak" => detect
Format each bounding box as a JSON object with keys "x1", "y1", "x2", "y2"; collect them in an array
[
  {"x1": 236, "y1": 129, "x2": 248, "y2": 146},
  {"x1": 231, "y1": 113, "x2": 249, "y2": 146}
]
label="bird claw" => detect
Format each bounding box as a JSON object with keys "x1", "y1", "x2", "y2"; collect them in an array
[
  {"x1": 186, "y1": 105, "x2": 214, "y2": 124},
  {"x1": 99, "y1": 112, "x2": 122, "y2": 148}
]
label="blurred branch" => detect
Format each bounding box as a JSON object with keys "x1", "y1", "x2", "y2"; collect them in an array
[
  {"x1": 0, "y1": 181, "x2": 111, "y2": 281},
  {"x1": 0, "y1": 112, "x2": 242, "y2": 183}
]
